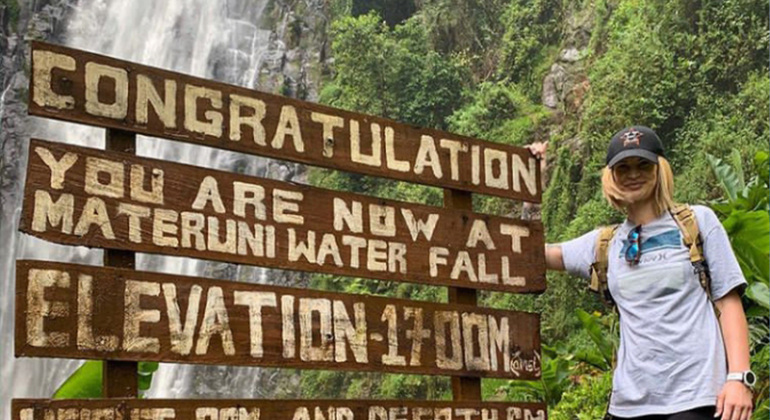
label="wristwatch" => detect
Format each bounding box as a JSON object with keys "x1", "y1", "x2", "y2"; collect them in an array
[{"x1": 726, "y1": 370, "x2": 757, "y2": 388}]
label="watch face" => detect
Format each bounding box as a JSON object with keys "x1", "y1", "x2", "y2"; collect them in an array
[{"x1": 746, "y1": 371, "x2": 757, "y2": 386}]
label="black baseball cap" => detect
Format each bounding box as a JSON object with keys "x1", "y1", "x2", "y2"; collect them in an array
[{"x1": 606, "y1": 125, "x2": 665, "y2": 168}]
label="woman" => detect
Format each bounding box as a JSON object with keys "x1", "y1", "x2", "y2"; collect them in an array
[{"x1": 530, "y1": 126, "x2": 754, "y2": 420}]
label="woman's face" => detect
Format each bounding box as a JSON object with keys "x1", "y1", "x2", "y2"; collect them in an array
[{"x1": 612, "y1": 157, "x2": 658, "y2": 203}]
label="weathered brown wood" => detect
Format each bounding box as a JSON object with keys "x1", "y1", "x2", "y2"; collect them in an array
[
  {"x1": 20, "y1": 139, "x2": 546, "y2": 293},
  {"x1": 28, "y1": 41, "x2": 541, "y2": 202},
  {"x1": 102, "y1": 128, "x2": 138, "y2": 398},
  {"x1": 444, "y1": 189, "x2": 481, "y2": 401},
  {"x1": 12, "y1": 399, "x2": 547, "y2": 420},
  {"x1": 101, "y1": 360, "x2": 137, "y2": 397},
  {"x1": 15, "y1": 260, "x2": 542, "y2": 379},
  {"x1": 105, "y1": 128, "x2": 136, "y2": 154}
]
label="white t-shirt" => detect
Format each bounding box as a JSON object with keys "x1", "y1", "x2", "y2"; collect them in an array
[{"x1": 560, "y1": 205, "x2": 747, "y2": 417}]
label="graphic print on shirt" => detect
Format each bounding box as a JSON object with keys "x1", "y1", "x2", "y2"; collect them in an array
[
  {"x1": 615, "y1": 260, "x2": 689, "y2": 301},
  {"x1": 618, "y1": 229, "x2": 681, "y2": 264}
]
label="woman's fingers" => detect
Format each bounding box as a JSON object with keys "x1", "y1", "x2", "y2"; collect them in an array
[
  {"x1": 526, "y1": 141, "x2": 548, "y2": 159},
  {"x1": 722, "y1": 402, "x2": 734, "y2": 420},
  {"x1": 740, "y1": 405, "x2": 750, "y2": 420},
  {"x1": 716, "y1": 391, "x2": 725, "y2": 418}
]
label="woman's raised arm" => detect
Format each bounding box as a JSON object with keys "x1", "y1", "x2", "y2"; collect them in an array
[
  {"x1": 524, "y1": 141, "x2": 564, "y2": 272},
  {"x1": 544, "y1": 244, "x2": 565, "y2": 271}
]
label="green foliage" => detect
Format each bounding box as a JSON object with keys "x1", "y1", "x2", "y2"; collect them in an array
[
  {"x1": 326, "y1": 12, "x2": 466, "y2": 130},
  {"x1": 448, "y1": 81, "x2": 550, "y2": 144},
  {"x1": 416, "y1": 0, "x2": 507, "y2": 57},
  {"x1": 674, "y1": 73, "x2": 769, "y2": 203},
  {"x1": 53, "y1": 361, "x2": 159, "y2": 398},
  {"x1": 574, "y1": 309, "x2": 616, "y2": 371},
  {"x1": 497, "y1": 0, "x2": 563, "y2": 98},
  {"x1": 690, "y1": 0, "x2": 770, "y2": 93},
  {"x1": 549, "y1": 371, "x2": 612, "y2": 420}
]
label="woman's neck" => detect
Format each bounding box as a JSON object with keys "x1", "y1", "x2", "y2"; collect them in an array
[{"x1": 626, "y1": 198, "x2": 658, "y2": 226}]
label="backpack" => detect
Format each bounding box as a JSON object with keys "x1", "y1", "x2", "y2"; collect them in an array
[{"x1": 588, "y1": 203, "x2": 720, "y2": 318}]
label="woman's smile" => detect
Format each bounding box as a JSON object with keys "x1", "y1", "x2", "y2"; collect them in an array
[{"x1": 624, "y1": 181, "x2": 647, "y2": 190}]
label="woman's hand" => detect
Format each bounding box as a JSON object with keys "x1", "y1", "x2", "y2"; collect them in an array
[
  {"x1": 715, "y1": 381, "x2": 753, "y2": 420},
  {"x1": 524, "y1": 141, "x2": 549, "y2": 197},
  {"x1": 526, "y1": 141, "x2": 548, "y2": 169}
]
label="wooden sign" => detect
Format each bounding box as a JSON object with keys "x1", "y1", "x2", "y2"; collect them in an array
[
  {"x1": 20, "y1": 139, "x2": 545, "y2": 293},
  {"x1": 12, "y1": 400, "x2": 547, "y2": 420},
  {"x1": 15, "y1": 260, "x2": 541, "y2": 379},
  {"x1": 28, "y1": 41, "x2": 541, "y2": 202}
]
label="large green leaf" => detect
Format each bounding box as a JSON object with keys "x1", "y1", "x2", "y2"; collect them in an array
[
  {"x1": 746, "y1": 282, "x2": 770, "y2": 309},
  {"x1": 741, "y1": 180, "x2": 769, "y2": 211},
  {"x1": 575, "y1": 309, "x2": 615, "y2": 369},
  {"x1": 707, "y1": 153, "x2": 743, "y2": 202},
  {"x1": 539, "y1": 357, "x2": 572, "y2": 405},
  {"x1": 728, "y1": 149, "x2": 746, "y2": 191},
  {"x1": 722, "y1": 210, "x2": 770, "y2": 284},
  {"x1": 573, "y1": 348, "x2": 610, "y2": 371},
  {"x1": 53, "y1": 361, "x2": 103, "y2": 398},
  {"x1": 754, "y1": 151, "x2": 769, "y2": 188}
]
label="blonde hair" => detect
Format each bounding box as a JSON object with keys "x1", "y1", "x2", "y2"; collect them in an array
[{"x1": 601, "y1": 156, "x2": 676, "y2": 217}]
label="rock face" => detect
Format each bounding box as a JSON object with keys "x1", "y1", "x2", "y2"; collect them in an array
[
  {"x1": 1, "y1": 0, "x2": 75, "y2": 226},
  {"x1": 258, "y1": 0, "x2": 330, "y2": 102},
  {"x1": 541, "y1": 2, "x2": 593, "y2": 113}
]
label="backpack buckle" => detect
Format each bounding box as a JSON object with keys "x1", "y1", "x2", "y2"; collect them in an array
[{"x1": 692, "y1": 260, "x2": 708, "y2": 275}]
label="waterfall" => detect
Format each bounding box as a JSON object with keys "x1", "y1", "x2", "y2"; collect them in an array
[{"x1": 1, "y1": 0, "x2": 308, "y2": 413}]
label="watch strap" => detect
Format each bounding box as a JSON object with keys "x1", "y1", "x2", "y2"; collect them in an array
[{"x1": 726, "y1": 372, "x2": 744, "y2": 381}]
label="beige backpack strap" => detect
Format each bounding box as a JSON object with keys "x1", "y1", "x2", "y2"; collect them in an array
[
  {"x1": 590, "y1": 225, "x2": 620, "y2": 305},
  {"x1": 669, "y1": 204, "x2": 720, "y2": 318}
]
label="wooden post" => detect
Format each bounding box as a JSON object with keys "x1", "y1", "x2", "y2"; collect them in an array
[
  {"x1": 103, "y1": 128, "x2": 138, "y2": 398},
  {"x1": 444, "y1": 189, "x2": 482, "y2": 401}
]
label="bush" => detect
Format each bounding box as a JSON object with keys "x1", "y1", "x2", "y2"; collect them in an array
[{"x1": 550, "y1": 371, "x2": 612, "y2": 420}]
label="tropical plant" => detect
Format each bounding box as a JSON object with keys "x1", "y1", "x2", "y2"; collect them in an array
[{"x1": 573, "y1": 309, "x2": 617, "y2": 372}]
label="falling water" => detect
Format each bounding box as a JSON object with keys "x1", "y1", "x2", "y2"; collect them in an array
[{"x1": 1, "y1": 0, "x2": 309, "y2": 413}]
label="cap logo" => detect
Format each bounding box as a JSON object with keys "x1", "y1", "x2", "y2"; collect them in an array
[{"x1": 621, "y1": 128, "x2": 643, "y2": 147}]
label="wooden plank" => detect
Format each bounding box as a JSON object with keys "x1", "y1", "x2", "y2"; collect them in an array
[
  {"x1": 27, "y1": 41, "x2": 541, "y2": 202},
  {"x1": 444, "y1": 189, "x2": 481, "y2": 401},
  {"x1": 20, "y1": 139, "x2": 546, "y2": 293},
  {"x1": 14, "y1": 260, "x2": 542, "y2": 379},
  {"x1": 102, "y1": 127, "x2": 138, "y2": 397},
  {"x1": 12, "y1": 399, "x2": 547, "y2": 420}
]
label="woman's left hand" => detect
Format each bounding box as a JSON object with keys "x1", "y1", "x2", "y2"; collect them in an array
[{"x1": 715, "y1": 381, "x2": 753, "y2": 420}]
